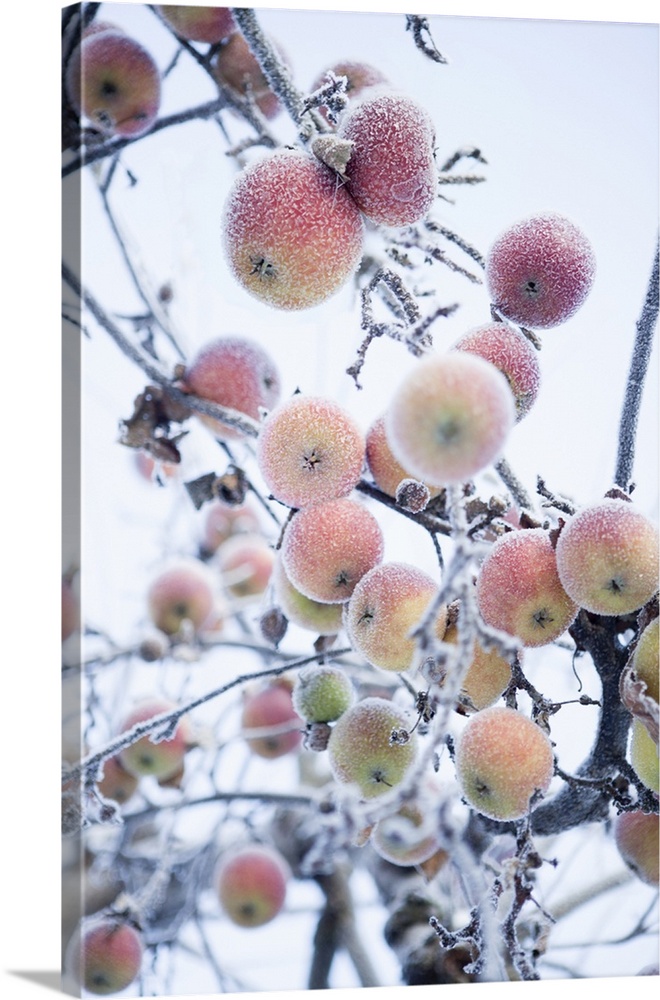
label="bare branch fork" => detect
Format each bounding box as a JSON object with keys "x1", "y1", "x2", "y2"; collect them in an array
[{"x1": 348, "y1": 266, "x2": 458, "y2": 387}]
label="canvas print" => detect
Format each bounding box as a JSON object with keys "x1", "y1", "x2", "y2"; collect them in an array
[{"x1": 61, "y1": 3, "x2": 659, "y2": 996}]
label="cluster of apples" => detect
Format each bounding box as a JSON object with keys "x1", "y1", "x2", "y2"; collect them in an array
[
  {"x1": 64, "y1": 6, "x2": 286, "y2": 144},
  {"x1": 156, "y1": 249, "x2": 657, "y2": 836},
  {"x1": 140, "y1": 493, "x2": 276, "y2": 647},
  {"x1": 66, "y1": 13, "x2": 660, "y2": 987},
  {"x1": 217, "y1": 29, "x2": 441, "y2": 312}
]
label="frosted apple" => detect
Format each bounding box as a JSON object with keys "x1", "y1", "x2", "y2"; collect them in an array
[
  {"x1": 212, "y1": 31, "x2": 288, "y2": 119},
  {"x1": 280, "y1": 497, "x2": 384, "y2": 603},
  {"x1": 157, "y1": 5, "x2": 236, "y2": 43},
  {"x1": 455, "y1": 706, "x2": 554, "y2": 821},
  {"x1": 183, "y1": 336, "x2": 281, "y2": 439},
  {"x1": 217, "y1": 533, "x2": 274, "y2": 599},
  {"x1": 385, "y1": 352, "x2": 516, "y2": 486},
  {"x1": 66, "y1": 916, "x2": 143, "y2": 995},
  {"x1": 630, "y1": 717, "x2": 659, "y2": 793},
  {"x1": 477, "y1": 528, "x2": 578, "y2": 647},
  {"x1": 555, "y1": 498, "x2": 659, "y2": 616},
  {"x1": 614, "y1": 810, "x2": 659, "y2": 886},
  {"x1": 345, "y1": 561, "x2": 447, "y2": 672},
  {"x1": 292, "y1": 665, "x2": 355, "y2": 723},
  {"x1": 272, "y1": 555, "x2": 344, "y2": 635},
  {"x1": 118, "y1": 699, "x2": 192, "y2": 780},
  {"x1": 223, "y1": 149, "x2": 364, "y2": 310},
  {"x1": 201, "y1": 501, "x2": 261, "y2": 555},
  {"x1": 311, "y1": 60, "x2": 390, "y2": 121},
  {"x1": 452, "y1": 323, "x2": 541, "y2": 421},
  {"x1": 328, "y1": 697, "x2": 418, "y2": 799},
  {"x1": 241, "y1": 681, "x2": 303, "y2": 758},
  {"x1": 632, "y1": 618, "x2": 659, "y2": 705},
  {"x1": 147, "y1": 558, "x2": 216, "y2": 636},
  {"x1": 66, "y1": 29, "x2": 161, "y2": 138},
  {"x1": 485, "y1": 212, "x2": 596, "y2": 328},
  {"x1": 338, "y1": 89, "x2": 437, "y2": 227},
  {"x1": 443, "y1": 617, "x2": 512, "y2": 711},
  {"x1": 257, "y1": 394, "x2": 365, "y2": 508},
  {"x1": 216, "y1": 845, "x2": 289, "y2": 927},
  {"x1": 97, "y1": 755, "x2": 139, "y2": 806},
  {"x1": 365, "y1": 414, "x2": 443, "y2": 499}
]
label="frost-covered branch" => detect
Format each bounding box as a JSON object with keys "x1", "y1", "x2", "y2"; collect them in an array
[{"x1": 614, "y1": 235, "x2": 659, "y2": 490}]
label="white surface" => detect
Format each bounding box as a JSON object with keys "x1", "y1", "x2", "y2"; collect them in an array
[{"x1": 2, "y1": 1, "x2": 659, "y2": 999}]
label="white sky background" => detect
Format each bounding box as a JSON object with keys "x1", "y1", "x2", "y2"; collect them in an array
[{"x1": 3, "y1": 2, "x2": 660, "y2": 1000}]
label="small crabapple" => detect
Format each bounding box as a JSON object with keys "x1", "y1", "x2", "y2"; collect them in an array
[
  {"x1": 256, "y1": 394, "x2": 365, "y2": 508},
  {"x1": 201, "y1": 501, "x2": 261, "y2": 556},
  {"x1": 385, "y1": 352, "x2": 516, "y2": 486},
  {"x1": 452, "y1": 323, "x2": 541, "y2": 422},
  {"x1": 365, "y1": 414, "x2": 443, "y2": 500},
  {"x1": 147, "y1": 558, "x2": 216, "y2": 636},
  {"x1": 118, "y1": 698, "x2": 192, "y2": 780},
  {"x1": 311, "y1": 60, "x2": 390, "y2": 121},
  {"x1": 212, "y1": 32, "x2": 288, "y2": 119},
  {"x1": 345, "y1": 561, "x2": 447, "y2": 673},
  {"x1": 65, "y1": 28, "x2": 161, "y2": 138},
  {"x1": 216, "y1": 845, "x2": 289, "y2": 927},
  {"x1": 292, "y1": 665, "x2": 355, "y2": 723},
  {"x1": 485, "y1": 212, "x2": 596, "y2": 329},
  {"x1": 631, "y1": 617, "x2": 659, "y2": 705},
  {"x1": 157, "y1": 5, "x2": 236, "y2": 43},
  {"x1": 223, "y1": 149, "x2": 364, "y2": 311},
  {"x1": 630, "y1": 717, "x2": 659, "y2": 793},
  {"x1": 183, "y1": 336, "x2": 281, "y2": 439},
  {"x1": 443, "y1": 617, "x2": 512, "y2": 711},
  {"x1": 241, "y1": 681, "x2": 303, "y2": 758},
  {"x1": 455, "y1": 706, "x2": 554, "y2": 821},
  {"x1": 97, "y1": 755, "x2": 139, "y2": 806},
  {"x1": 555, "y1": 498, "x2": 659, "y2": 617},
  {"x1": 614, "y1": 810, "x2": 659, "y2": 886},
  {"x1": 476, "y1": 528, "x2": 578, "y2": 647},
  {"x1": 337, "y1": 89, "x2": 437, "y2": 227},
  {"x1": 66, "y1": 916, "x2": 144, "y2": 995},
  {"x1": 280, "y1": 497, "x2": 384, "y2": 604},
  {"x1": 327, "y1": 697, "x2": 418, "y2": 799},
  {"x1": 272, "y1": 555, "x2": 344, "y2": 636},
  {"x1": 217, "y1": 533, "x2": 274, "y2": 599}
]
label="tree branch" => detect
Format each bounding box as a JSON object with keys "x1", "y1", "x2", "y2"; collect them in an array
[{"x1": 614, "y1": 235, "x2": 659, "y2": 489}]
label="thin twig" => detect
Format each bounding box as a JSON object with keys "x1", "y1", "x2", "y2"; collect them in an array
[
  {"x1": 65, "y1": 647, "x2": 353, "y2": 788},
  {"x1": 62, "y1": 97, "x2": 242, "y2": 177},
  {"x1": 96, "y1": 178, "x2": 186, "y2": 360},
  {"x1": 61, "y1": 262, "x2": 261, "y2": 437},
  {"x1": 405, "y1": 15, "x2": 448, "y2": 64}
]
